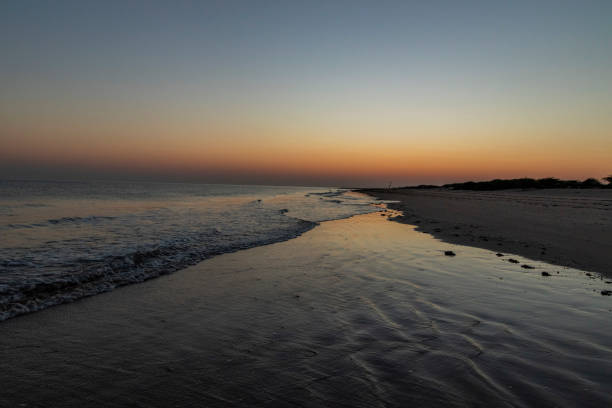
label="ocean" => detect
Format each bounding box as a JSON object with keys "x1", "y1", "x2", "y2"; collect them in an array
[{"x1": 0, "y1": 180, "x2": 378, "y2": 320}]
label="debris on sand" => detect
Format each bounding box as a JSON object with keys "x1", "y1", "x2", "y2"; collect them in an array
[
  {"x1": 521, "y1": 264, "x2": 535, "y2": 269},
  {"x1": 496, "y1": 253, "x2": 504, "y2": 257},
  {"x1": 601, "y1": 290, "x2": 612, "y2": 296},
  {"x1": 541, "y1": 272, "x2": 551, "y2": 277},
  {"x1": 444, "y1": 251, "x2": 456, "y2": 256},
  {"x1": 508, "y1": 259, "x2": 519, "y2": 264}
]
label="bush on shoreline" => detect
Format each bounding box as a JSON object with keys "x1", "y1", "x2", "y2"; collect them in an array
[{"x1": 396, "y1": 176, "x2": 612, "y2": 191}]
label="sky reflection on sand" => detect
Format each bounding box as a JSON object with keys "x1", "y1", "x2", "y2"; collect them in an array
[{"x1": 1, "y1": 210, "x2": 610, "y2": 407}]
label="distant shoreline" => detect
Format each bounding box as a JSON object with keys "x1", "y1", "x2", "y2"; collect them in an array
[
  {"x1": 359, "y1": 187, "x2": 612, "y2": 276},
  {"x1": 373, "y1": 176, "x2": 612, "y2": 191}
]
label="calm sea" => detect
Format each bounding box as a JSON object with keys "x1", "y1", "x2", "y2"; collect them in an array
[{"x1": 0, "y1": 180, "x2": 377, "y2": 320}]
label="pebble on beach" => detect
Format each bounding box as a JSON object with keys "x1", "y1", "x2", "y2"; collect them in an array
[{"x1": 521, "y1": 264, "x2": 535, "y2": 269}]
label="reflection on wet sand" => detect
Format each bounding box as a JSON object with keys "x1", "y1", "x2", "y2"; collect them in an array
[{"x1": 1, "y1": 212, "x2": 611, "y2": 407}]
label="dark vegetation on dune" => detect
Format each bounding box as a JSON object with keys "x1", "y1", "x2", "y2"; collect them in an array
[{"x1": 390, "y1": 176, "x2": 612, "y2": 191}]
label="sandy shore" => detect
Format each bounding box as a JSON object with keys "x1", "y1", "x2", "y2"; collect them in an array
[
  {"x1": 360, "y1": 188, "x2": 612, "y2": 276},
  {"x1": 1, "y1": 212, "x2": 611, "y2": 407}
]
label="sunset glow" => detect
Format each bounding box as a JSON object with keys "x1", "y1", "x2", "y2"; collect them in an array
[{"x1": 1, "y1": 1, "x2": 611, "y2": 186}]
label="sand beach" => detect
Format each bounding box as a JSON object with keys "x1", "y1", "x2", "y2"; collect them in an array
[
  {"x1": 2, "y1": 210, "x2": 611, "y2": 407},
  {"x1": 361, "y1": 188, "x2": 612, "y2": 276}
]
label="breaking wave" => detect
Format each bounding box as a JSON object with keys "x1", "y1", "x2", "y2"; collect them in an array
[{"x1": 0, "y1": 182, "x2": 378, "y2": 321}]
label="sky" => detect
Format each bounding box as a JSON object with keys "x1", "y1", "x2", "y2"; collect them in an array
[{"x1": 1, "y1": 0, "x2": 611, "y2": 187}]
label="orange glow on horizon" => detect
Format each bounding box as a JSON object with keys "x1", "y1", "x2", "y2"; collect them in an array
[{"x1": 3, "y1": 124, "x2": 610, "y2": 186}]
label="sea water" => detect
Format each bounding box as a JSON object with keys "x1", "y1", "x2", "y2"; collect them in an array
[{"x1": 0, "y1": 180, "x2": 378, "y2": 320}]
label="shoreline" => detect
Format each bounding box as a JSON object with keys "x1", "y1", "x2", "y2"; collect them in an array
[
  {"x1": 359, "y1": 188, "x2": 612, "y2": 276},
  {"x1": 2, "y1": 212, "x2": 611, "y2": 407},
  {"x1": 0, "y1": 219, "x2": 319, "y2": 323},
  {"x1": 0, "y1": 186, "x2": 373, "y2": 322}
]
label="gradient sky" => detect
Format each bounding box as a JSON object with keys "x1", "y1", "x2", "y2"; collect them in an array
[{"x1": 1, "y1": 1, "x2": 611, "y2": 187}]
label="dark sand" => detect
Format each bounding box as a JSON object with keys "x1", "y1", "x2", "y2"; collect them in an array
[
  {"x1": 361, "y1": 188, "x2": 612, "y2": 276},
  {"x1": 1, "y1": 212, "x2": 611, "y2": 407}
]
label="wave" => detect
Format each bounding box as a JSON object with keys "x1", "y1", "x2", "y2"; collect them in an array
[
  {"x1": 0, "y1": 217, "x2": 317, "y2": 321},
  {"x1": 0, "y1": 186, "x2": 379, "y2": 321},
  {"x1": 47, "y1": 215, "x2": 117, "y2": 225},
  {"x1": 5, "y1": 215, "x2": 118, "y2": 230}
]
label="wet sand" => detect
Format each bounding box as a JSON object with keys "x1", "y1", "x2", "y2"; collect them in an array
[
  {"x1": 1, "y1": 212, "x2": 611, "y2": 407},
  {"x1": 360, "y1": 188, "x2": 612, "y2": 276}
]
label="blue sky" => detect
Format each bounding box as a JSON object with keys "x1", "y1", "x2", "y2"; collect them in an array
[{"x1": 1, "y1": 1, "x2": 611, "y2": 186}]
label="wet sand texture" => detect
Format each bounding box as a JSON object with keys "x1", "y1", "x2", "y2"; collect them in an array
[
  {"x1": 360, "y1": 188, "x2": 612, "y2": 275},
  {"x1": 2, "y1": 213, "x2": 611, "y2": 407}
]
